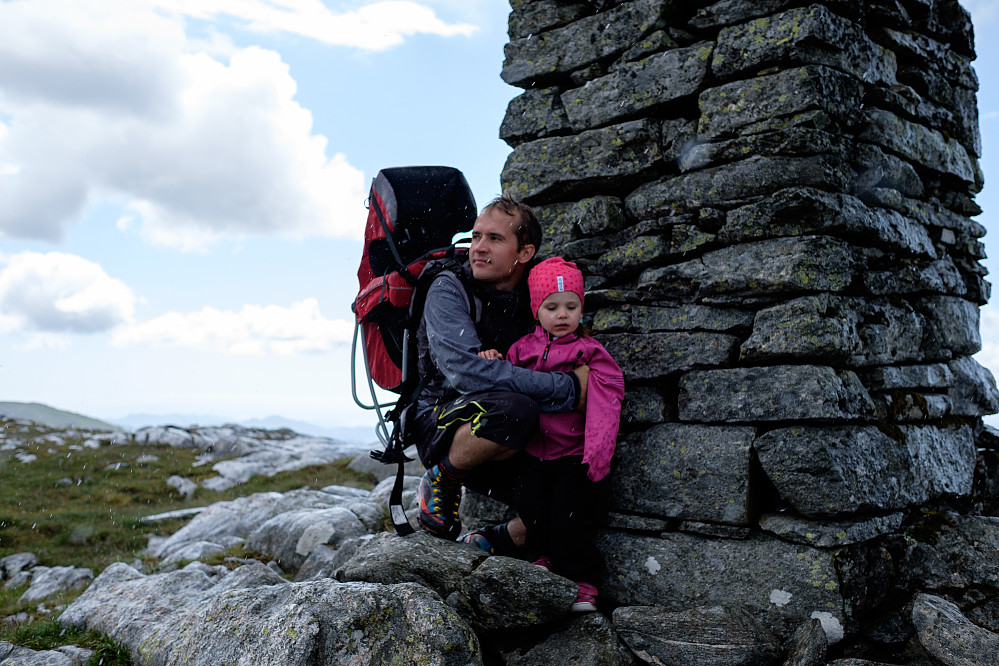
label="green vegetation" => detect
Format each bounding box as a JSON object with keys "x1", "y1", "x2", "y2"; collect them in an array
[{"x1": 0, "y1": 422, "x2": 376, "y2": 659}]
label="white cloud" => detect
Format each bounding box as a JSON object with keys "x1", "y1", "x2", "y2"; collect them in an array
[
  {"x1": 153, "y1": 0, "x2": 479, "y2": 51},
  {"x1": 113, "y1": 298, "x2": 354, "y2": 355},
  {"x1": 0, "y1": 0, "x2": 374, "y2": 249},
  {"x1": 0, "y1": 252, "x2": 136, "y2": 337}
]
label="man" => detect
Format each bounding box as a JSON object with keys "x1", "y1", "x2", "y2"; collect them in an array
[{"x1": 410, "y1": 193, "x2": 589, "y2": 551}]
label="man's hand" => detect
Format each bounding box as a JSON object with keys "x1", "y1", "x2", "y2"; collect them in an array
[
  {"x1": 478, "y1": 349, "x2": 504, "y2": 360},
  {"x1": 572, "y1": 364, "x2": 590, "y2": 412}
]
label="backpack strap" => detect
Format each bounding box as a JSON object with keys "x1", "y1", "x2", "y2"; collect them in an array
[{"x1": 375, "y1": 250, "x2": 476, "y2": 537}]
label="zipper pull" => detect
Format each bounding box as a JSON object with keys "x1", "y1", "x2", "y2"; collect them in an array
[{"x1": 542, "y1": 331, "x2": 554, "y2": 361}]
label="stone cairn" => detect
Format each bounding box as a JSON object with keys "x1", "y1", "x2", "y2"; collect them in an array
[{"x1": 493, "y1": 0, "x2": 999, "y2": 659}]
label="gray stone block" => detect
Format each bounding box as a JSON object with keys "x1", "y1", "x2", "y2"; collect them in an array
[
  {"x1": 508, "y1": 0, "x2": 591, "y2": 41},
  {"x1": 626, "y1": 155, "x2": 852, "y2": 219},
  {"x1": 697, "y1": 66, "x2": 863, "y2": 140},
  {"x1": 720, "y1": 187, "x2": 936, "y2": 259},
  {"x1": 501, "y1": 0, "x2": 668, "y2": 87},
  {"x1": 631, "y1": 304, "x2": 753, "y2": 332},
  {"x1": 597, "y1": 530, "x2": 846, "y2": 640},
  {"x1": 917, "y1": 295, "x2": 981, "y2": 358},
  {"x1": 740, "y1": 294, "x2": 924, "y2": 367},
  {"x1": 754, "y1": 424, "x2": 976, "y2": 517},
  {"x1": 613, "y1": 605, "x2": 782, "y2": 665},
  {"x1": 610, "y1": 424, "x2": 755, "y2": 524},
  {"x1": 678, "y1": 365, "x2": 876, "y2": 423},
  {"x1": 601, "y1": 331, "x2": 738, "y2": 380},
  {"x1": 711, "y1": 5, "x2": 896, "y2": 86},
  {"x1": 500, "y1": 87, "x2": 572, "y2": 147},
  {"x1": 562, "y1": 43, "x2": 712, "y2": 131},
  {"x1": 502, "y1": 119, "x2": 662, "y2": 202},
  {"x1": 637, "y1": 236, "x2": 856, "y2": 301},
  {"x1": 859, "y1": 108, "x2": 978, "y2": 186}
]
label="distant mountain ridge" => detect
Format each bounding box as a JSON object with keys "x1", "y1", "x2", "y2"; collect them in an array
[
  {"x1": 0, "y1": 402, "x2": 378, "y2": 445},
  {"x1": 109, "y1": 412, "x2": 378, "y2": 445},
  {"x1": 0, "y1": 402, "x2": 119, "y2": 431}
]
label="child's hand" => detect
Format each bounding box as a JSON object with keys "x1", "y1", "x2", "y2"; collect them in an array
[{"x1": 478, "y1": 349, "x2": 504, "y2": 360}]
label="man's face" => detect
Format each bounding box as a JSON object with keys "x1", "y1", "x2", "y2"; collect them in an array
[{"x1": 469, "y1": 206, "x2": 534, "y2": 289}]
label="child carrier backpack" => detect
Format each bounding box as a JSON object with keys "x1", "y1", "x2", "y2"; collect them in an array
[{"x1": 351, "y1": 166, "x2": 477, "y2": 535}]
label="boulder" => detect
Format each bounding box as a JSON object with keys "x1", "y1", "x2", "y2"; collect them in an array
[
  {"x1": 19, "y1": 566, "x2": 93, "y2": 604},
  {"x1": 507, "y1": 0, "x2": 591, "y2": 41},
  {"x1": 335, "y1": 532, "x2": 576, "y2": 632},
  {"x1": 500, "y1": 87, "x2": 572, "y2": 147},
  {"x1": 859, "y1": 108, "x2": 978, "y2": 186},
  {"x1": 905, "y1": 512, "x2": 999, "y2": 591},
  {"x1": 720, "y1": 187, "x2": 936, "y2": 258},
  {"x1": 58, "y1": 562, "x2": 482, "y2": 666},
  {"x1": 245, "y1": 507, "x2": 371, "y2": 571},
  {"x1": 498, "y1": 612, "x2": 634, "y2": 664},
  {"x1": 0, "y1": 553, "x2": 38, "y2": 580},
  {"x1": 613, "y1": 604, "x2": 783, "y2": 665},
  {"x1": 911, "y1": 593, "x2": 999, "y2": 666},
  {"x1": 759, "y1": 512, "x2": 905, "y2": 548}
]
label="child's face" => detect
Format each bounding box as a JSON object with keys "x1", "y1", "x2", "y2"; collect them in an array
[{"x1": 537, "y1": 291, "x2": 582, "y2": 338}]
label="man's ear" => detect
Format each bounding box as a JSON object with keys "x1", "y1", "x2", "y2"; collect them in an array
[{"x1": 519, "y1": 243, "x2": 536, "y2": 264}]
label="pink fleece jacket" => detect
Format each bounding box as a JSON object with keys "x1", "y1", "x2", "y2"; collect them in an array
[{"x1": 506, "y1": 326, "x2": 625, "y2": 482}]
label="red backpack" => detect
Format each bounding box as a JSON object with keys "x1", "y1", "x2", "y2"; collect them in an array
[{"x1": 351, "y1": 166, "x2": 476, "y2": 533}]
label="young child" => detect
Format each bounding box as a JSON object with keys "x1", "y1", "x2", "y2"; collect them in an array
[{"x1": 476, "y1": 256, "x2": 625, "y2": 612}]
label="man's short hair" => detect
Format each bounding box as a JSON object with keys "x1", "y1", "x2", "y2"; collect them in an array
[{"x1": 484, "y1": 193, "x2": 542, "y2": 252}]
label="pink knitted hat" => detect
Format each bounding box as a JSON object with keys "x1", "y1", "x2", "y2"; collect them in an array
[{"x1": 528, "y1": 257, "x2": 585, "y2": 318}]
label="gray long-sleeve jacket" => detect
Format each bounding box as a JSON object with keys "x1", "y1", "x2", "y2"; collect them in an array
[{"x1": 415, "y1": 264, "x2": 578, "y2": 415}]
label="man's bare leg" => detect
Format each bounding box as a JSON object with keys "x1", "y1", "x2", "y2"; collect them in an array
[
  {"x1": 446, "y1": 422, "x2": 527, "y2": 548},
  {"x1": 448, "y1": 422, "x2": 518, "y2": 468}
]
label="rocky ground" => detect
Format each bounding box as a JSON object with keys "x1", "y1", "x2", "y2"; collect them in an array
[{"x1": 2, "y1": 459, "x2": 998, "y2": 664}]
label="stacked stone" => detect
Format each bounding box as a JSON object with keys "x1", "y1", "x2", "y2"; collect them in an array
[{"x1": 497, "y1": 0, "x2": 999, "y2": 651}]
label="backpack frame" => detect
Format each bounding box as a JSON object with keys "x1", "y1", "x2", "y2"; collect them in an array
[{"x1": 350, "y1": 166, "x2": 477, "y2": 535}]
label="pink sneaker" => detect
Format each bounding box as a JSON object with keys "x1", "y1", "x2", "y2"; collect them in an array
[
  {"x1": 572, "y1": 582, "x2": 598, "y2": 612},
  {"x1": 532, "y1": 555, "x2": 553, "y2": 571}
]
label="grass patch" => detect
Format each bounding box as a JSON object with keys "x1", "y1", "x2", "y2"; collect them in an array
[
  {"x1": 0, "y1": 425, "x2": 377, "y2": 656},
  {"x1": 4, "y1": 619, "x2": 131, "y2": 665}
]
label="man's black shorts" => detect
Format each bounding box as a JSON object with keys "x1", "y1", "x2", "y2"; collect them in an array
[{"x1": 408, "y1": 390, "x2": 540, "y2": 503}]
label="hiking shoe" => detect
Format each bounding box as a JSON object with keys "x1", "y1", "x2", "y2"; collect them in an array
[
  {"x1": 460, "y1": 531, "x2": 495, "y2": 554},
  {"x1": 416, "y1": 464, "x2": 462, "y2": 539},
  {"x1": 571, "y1": 582, "x2": 598, "y2": 612},
  {"x1": 532, "y1": 556, "x2": 553, "y2": 571}
]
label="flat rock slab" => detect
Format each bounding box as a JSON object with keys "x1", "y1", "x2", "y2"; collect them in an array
[
  {"x1": 613, "y1": 605, "x2": 782, "y2": 666},
  {"x1": 679, "y1": 365, "x2": 875, "y2": 423},
  {"x1": 755, "y1": 424, "x2": 975, "y2": 517},
  {"x1": 912, "y1": 593, "x2": 999, "y2": 666},
  {"x1": 611, "y1": 424, "x2": 755, "y2": 524},
  {"x1": 597, "y1": 530, "x2": 845, "y2": 641}
]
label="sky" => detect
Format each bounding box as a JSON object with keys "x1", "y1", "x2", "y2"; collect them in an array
[{"x1": 0, "y1": 0, "x2": 998, "y2": 432}]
